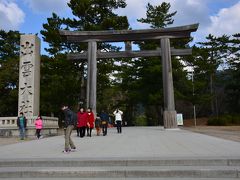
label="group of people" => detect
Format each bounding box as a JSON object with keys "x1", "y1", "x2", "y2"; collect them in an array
[
  {"x1": 17, "y1": 112, "x2": 43, "y2": 140},
  {"x1": 16, "y1": 106, "x2": 123, "y2": 154},
  {"x1": 76, "y1": 108, "x2": 111, "y2": 137},
  {"x1": 61, "y1": 105, "x2": 123, "y2": 153},
  {"x1": 76, "y1": 107, "x2": 95, "y2": 138}
]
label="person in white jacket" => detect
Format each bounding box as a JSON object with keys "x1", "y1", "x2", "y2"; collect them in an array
[{"x1": 113, "y1": 109, "x2": 123, "y2": 133}]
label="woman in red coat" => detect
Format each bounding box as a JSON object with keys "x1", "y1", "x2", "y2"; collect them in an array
[
  {"x1": 86, "y1": 107, "x2": 95, "y2": 137},
  {"x1": 77, "y1": 107, "x2": 87, "y2": 138}
]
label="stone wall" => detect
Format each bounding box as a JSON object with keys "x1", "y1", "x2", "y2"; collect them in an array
[{"x1": 0, "y1": 116, "x2": 59, "y2": 137}]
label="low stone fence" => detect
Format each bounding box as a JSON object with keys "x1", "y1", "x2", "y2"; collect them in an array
[{"x1": 0, "y1": 116, "x2": 59, "y2": 137}]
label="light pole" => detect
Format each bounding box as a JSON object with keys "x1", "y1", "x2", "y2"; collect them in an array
[{"x1": 191, "y1": 70, "x2": 197, "y2": 127}]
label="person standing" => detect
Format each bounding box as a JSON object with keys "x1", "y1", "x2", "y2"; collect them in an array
[
  {"x1": 86, "y1": 108, "x2": 95, "y2": 137},
  {"x1": 100, "y1": 110, "x2": 109, "y2": 136},
  {"x1": 113, "y1": 108, "x2": 123, "y2": 133},
  {"x1": 35, "y1": 115, "x2": 43, "y2": 139},
  {"x1": 77, "y1": 107, "x2": 87, "y2": 138},
  {"x1": 95, "y1": 114, "x2": 101, "y2": 136},
  {"x1": 17, "y1": 112, "x2": 27, "y2": 140},
  {"x1": 62, "y1": 105, "x2": 76, "y2": 153}
]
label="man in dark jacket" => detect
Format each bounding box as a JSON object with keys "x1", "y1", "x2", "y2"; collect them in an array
[
  {"x1": 17, "y1": 112, "x2": 27, "y2": 140},
  {"x1": 100, "y1": 110, "x2": 109, "y2": 136},
  {"x1": 62, "y1": 105, "x2": 76, "y2": 153}
]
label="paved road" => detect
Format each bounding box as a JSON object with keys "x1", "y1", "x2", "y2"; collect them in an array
[{"x1": 0, "y1": 127, "x2": 240, "y2": 160}]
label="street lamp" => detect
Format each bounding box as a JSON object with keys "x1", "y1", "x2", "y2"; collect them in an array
[{"x1": 191, "y1": 69, "x2": 197, "y2": 127}]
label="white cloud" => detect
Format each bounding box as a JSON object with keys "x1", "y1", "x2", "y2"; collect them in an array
[
  {"x1": 24, "y1": 0, "x2": 69, "y2": 14},
  {"x1": 207, "y1": 1, "x2": 240, "y2": 36},
  {"x1": 115, "y1": 0, "x2": 149, "y2": 29},
  {"x1": 0, "y1": 0, "x2": 25, "y2": 31},
  {"x1": 116, "y1": 0, "x2": 240, "y2": 43},
  {"x1": 170, "y1": 0, "x2": 210, "y2": 27},
  {"x1": 116, "y1": 0, "x2": 210, "y2": 30}
]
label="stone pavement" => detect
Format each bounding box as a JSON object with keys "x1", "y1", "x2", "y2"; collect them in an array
[
  {"x1": 1, "y1": 127, "x2": 240, "y2": 179},
  {"x1": 0, "y1": 126, "x2": 240, "y2": 160},
  {"x1": 0, "y1": 179, "x2": 238, "y2": 180}
]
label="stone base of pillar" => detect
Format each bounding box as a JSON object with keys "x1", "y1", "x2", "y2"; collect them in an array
[{"x1": 163, "y1": 110, "x2": 177, "y2": 129}]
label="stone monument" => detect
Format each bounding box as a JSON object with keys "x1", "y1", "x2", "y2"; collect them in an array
[
  {"x1": 0, "y1": 35, "x2": 59, "y2": 137},
  {"x1": 19, "y1": 35, "x2": 40, "y2": 117}
]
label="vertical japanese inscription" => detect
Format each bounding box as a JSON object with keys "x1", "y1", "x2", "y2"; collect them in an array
[{"x1": 19, "y1": 41, "x2": 34, "y2": 116}]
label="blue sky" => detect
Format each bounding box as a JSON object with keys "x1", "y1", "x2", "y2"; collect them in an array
[{"x1": 1, "y1": 0, "x2": 240, "y2": 55}]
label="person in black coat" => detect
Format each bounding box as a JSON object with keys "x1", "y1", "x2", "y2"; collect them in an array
[{"x1": 62, "y1": 105, "x2": 76, "y2": 153}]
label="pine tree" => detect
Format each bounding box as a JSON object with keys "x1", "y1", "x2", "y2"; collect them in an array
[
  {"x1": 0, "y1": 30, "x2": 20, "y2": 116},
  {"x1": 197, "y1": 34, "x2": 231, "y2": 116},
  {"x1": 137, "y1": 2, "x2": 176, "y2": 28},
  {"x1": 225, "y1": 33, "x2": 240, "y2": 113},
  {"x1": 116, "y1": 2, "x2": 181, "y2": 125},
  {"x1": 40, "y1": 0, "x2": 129, "y2": 115}
]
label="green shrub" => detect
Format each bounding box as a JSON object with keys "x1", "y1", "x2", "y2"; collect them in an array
[
  {"x1": 231, "y1": 115, "x2": 240, "y2": 125},
  {"x1": 134, "y1": 115, "x2": 148, "y2": 126},
  {"x1": 207, "y1": 114, "x2": 240, "y2": 126}
]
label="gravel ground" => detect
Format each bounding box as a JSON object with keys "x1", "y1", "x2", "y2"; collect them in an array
[
  {"x1": 182, "y1": 126, "x2": 240, "y2": 142},
  {"x1": 0, "y1": 137, "x2": 35, "y2": 146}
]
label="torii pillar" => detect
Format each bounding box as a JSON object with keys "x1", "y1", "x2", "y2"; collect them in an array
[
  {"x1": 161, "y1": 38, "x2": 177, "y2": 129},
  {"x1": 87, "y1": 41, "x2": 97, "y2": 116}
]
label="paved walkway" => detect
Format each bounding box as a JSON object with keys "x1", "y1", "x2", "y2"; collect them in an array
[{"x1": 0, "y1": 127, "x2": 240, "y2": 160}]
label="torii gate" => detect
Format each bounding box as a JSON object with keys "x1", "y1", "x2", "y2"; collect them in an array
[{"x1": 59, "y1": 24, "x2": 198, "y2": 129}]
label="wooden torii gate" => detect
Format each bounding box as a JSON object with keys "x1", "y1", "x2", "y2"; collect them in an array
[{"x1": 59, "y1": 24, "x2": 198, "y2": 129}]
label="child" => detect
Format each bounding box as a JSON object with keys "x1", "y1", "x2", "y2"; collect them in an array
[
  {"x1": 35, "y1": 115, "x2": 43, "y2": 139},
  {"x1": 100, "y1": 110, "x2": 109, "y2": 136},
  {"x1": 95, "y1": 114, "x2": 101, "y2": 136}
]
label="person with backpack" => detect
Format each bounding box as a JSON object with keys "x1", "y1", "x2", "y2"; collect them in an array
[
  {"x1": 100, "y1": 110, "x2": 109, "y2": 136},
  {"x1": 61, "y1": 105, "x2": 76, "y2": 153}
]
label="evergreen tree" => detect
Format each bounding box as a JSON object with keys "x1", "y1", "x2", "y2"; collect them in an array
[
  {"x1": 137, "y1": 2, "x2": 176, "y2": 28},
  {"x1": 197, "y1": 34, "x2": 231, "y2": 116},
  {"x1": 116, "y1": 2, "x2": 182, "y2": 125},
  {"x1": 225, "y1": 33, "x2": 240, "y2": 113},
  {"x1": 40, "y1": 0, "x2": 129, "y2": 116},
  {"x1": 0, "y1": 30, "x2": 20, "y2": 116},
  {"x1": 184, "y1": 46, "x2": 216, "y2": 117}
]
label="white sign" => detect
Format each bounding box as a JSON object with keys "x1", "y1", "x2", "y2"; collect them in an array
[{"x1": 177, "y1": 113, "x2": 183, "y2": 126}]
